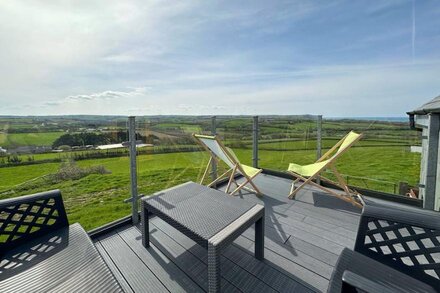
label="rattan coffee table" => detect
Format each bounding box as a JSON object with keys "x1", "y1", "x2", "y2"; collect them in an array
[{"x1": 141, "y1": 181, "x2": 265, "y2": 293}]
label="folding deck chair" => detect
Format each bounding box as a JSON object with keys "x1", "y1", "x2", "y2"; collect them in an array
[
  {"x1": 287, "y1": 131, "x2": 364, "y2": 208},
  {"x1": 193, "y1": 134, "x2": 263, "y2": 196}
]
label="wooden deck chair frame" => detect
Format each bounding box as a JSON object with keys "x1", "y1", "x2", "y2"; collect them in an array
[
  {"x1": 193, "y1": 134, "x2": 263, "y2": 196},
  {"x1": 288, "y1": 132, "x2": 364, "y2": 208}
]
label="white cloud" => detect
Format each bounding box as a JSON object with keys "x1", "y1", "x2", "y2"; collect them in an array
[
  {"x1": 66, "y1": 87, "x2": 149, "y2": 102},
  {"x1": 127, "y1": 60, "x2": 440, "y2": 116},
  {"x1": 0, "y1": 1, "x2": 196, "y2": 102},
  {"x1": 3, "y1": 60, "x2": 439, "y2": 116},
  {"x1": 0, "y1": 1, "x2": 438, "y2": 117},
  {"x1": 4, "y1": 87, "x2": 151, "y2": 113}
]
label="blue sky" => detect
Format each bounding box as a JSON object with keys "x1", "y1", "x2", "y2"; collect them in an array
[{"x1": 1, "y1": 0, "x2": 439, "y2": 116}]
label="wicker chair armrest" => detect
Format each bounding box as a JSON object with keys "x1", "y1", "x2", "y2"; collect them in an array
[
  {"x1": 342, "y1": 271, "x2": 386, "y2": 292},
  {"x1": 361, "y1": 198, "x2": 440, "y2": 230}
]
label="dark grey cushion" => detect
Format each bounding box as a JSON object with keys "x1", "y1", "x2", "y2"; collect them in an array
[{"x1": 0, "y1": 223, "x2": 123, "y2": 293}]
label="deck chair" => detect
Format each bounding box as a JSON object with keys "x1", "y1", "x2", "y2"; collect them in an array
[
  {"x1": 287, "y1": 131, "x2": 364, "y2": 208},
  {"x1": 193, "y1": 134, "x2": 263, "y2": 196}
]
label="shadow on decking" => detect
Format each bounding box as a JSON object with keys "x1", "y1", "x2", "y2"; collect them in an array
[
  {"x1": 311, "y1": 191, "x2": 360, "y2": 214},
  {"x1": 147, "y1": 218, "x2": 321, "y2": 292},
  {"x1": 95, "y1": 174, "x2": 361, "y2": 292},
  {"x1": 230, "y1": 189, "x2": 296, "y2": 254},
  {"x1": 1, "y1": 230, "x2": 69, "y2": 279}
]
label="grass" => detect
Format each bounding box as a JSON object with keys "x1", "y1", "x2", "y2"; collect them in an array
[
  {"x1": 0, "y1": 152, "x2": 209, "y2": 230},
  {"x1": 0, "y1": 117, "x2": 422, "y2": 231},
  {"x1": 153, "y1": 123, "x2": 204, "y2": 133},
  {"x1": 0, "y1": 145, "x2": 420, "y2": 230},
  {"x1": 0, "y1": 162, "x2": 60, "y2": 190},
  {"x1": 0, "y1": 132, "x2": 64, "y2": 148},
  {"x1": 248, "y1": 146, "x2": 420, "y2": 193},
  {"x1": 3, "y1": 148, "x2": 130, "y2": 162},
  {"x1": 257, "y1": 138, "x2": 411, "y2": 150},
  {"x1": 0, "y1": 137, "x2": 416, "y2": 164}
]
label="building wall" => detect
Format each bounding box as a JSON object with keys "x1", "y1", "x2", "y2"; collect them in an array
[
  {"x1": 415, "y1": 114, "x2": 440, "y2": 211},
  {"x1": 416, "y1": 115, "x2": 428, "y2": 202},
  {"x1": 436, "y1": 128, "x2": 440, "y2": 211}
]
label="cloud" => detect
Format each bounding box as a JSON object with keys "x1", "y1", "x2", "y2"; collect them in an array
[
  {"x1": 66, "y1": 87, "x2": 149, "y2": 102},
  {"x1": 131, "y1": 60, "x2": 440, "y2": 116},
  {"x1": 43, "y1": 101, "x2": 63, "y2": 107},
  {"x1": 177, "y1": 104, "x2": 227, "y2": 113},
  {"x1": 3, "y1": 59, "x2": 439, "y2": 117},
  {"x1": 37, "y1": 87, "x2": 150, "y2": 110},
  {"x1": 0, "y1": 1, "x2": 439, "y2": 116}
]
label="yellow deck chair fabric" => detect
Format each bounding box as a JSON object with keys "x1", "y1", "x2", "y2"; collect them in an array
[
  {"x1": 287, "y1": 131, "x2": 364, "y2": 208},
  {"x1": 288, "y1": 160, "x2": 330, "y2": 177},
  {"x1": 193, "y1": 134, "x2": 262, "y2": 195},
  {"x1": 336, "y1": 131, "x2": 361, "y2": 154},
  {"x1": 224, "y1": 146, "x2": 261, "y2": 178}
]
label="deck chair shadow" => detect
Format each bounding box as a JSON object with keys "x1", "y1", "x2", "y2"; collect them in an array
[
  {"x1": 287, "y1": 131, "x2": 364, "y2": 208},
  {"x1": 193, "y1": 134, "x2": 263, "y2": 196}
]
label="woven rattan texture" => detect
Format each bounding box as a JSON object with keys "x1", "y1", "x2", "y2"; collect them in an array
[{"x1": 144, "y1": 182, "x2": 256, "y2": 239}]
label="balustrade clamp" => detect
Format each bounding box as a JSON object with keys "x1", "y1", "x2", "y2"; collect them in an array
[{"x1": 124, "y1": 194, "x2": 144, "y2": 203}]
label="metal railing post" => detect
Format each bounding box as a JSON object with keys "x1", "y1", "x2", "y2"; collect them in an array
[
  {"x1": 211, "y1": 116, "x2": 217, "y2": 182},
  {"x1": 253, "y1": 116, "x2": 259, "y2": 168},
  {"x1": 128, "y1": 116, "x2": 139, "y2": 224},
  {"x1": 316, "y1": 115, "x2": 323, "y2": 185}
]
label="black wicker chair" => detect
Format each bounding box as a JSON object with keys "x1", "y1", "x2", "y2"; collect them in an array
[
  {"x1": 0, "y1": 190, "x2": 123, "y2": 293},
  {"x1": 328, "y1": 199, "x2": 440, "y2": 292}
]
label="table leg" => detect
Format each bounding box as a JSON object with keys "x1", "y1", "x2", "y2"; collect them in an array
[
  {"x1": 141, "y1": 202, "x2": 150, "y2": 248},
  {"x1": 208, "y1": 243, "x2": 221, "y2": 293},
  {"x1": 255, "y1": 214, "x2": 264, "y2": 260}
]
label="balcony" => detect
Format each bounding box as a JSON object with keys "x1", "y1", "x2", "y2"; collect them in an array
[
  {"x1": 1, "y1": 115, "x2": 434, "y2": 292},
  {"x1": 93, "y1": 173, "x2": 360, "y2": 292}
]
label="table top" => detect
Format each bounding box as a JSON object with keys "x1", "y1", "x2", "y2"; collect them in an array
[{"x1": 143, "y1": 182, "x2": 260, "y2": 240}]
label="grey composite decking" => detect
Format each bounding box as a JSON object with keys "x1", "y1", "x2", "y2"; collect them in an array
[{"x1": 94, "y1": 174, "x2": 361, "y2": 292}]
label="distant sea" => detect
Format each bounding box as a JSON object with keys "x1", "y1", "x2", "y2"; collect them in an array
[{"x1": 327, "y1": 117, "x2": 408, "y2": 122}]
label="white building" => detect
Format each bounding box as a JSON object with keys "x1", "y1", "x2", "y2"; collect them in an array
[{"x1": 408, "y1": 95, "x2": 440, "y2": 211}]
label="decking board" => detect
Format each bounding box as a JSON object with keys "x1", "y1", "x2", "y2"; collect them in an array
[
  {"x1": 98, "y1": 232, "x2": 169, "y2": 293},
  {"x1": 95, "y1": 241, "x2": 135, "y2": 293},
  {"x1": 118, "y1": 227, "x2": 205, "y2": 293},
  {"x1": 246, "y1": 212, "x2": 355, "y2": 255},
  {"x1": 240, "y1": 228, "x2": 334, "y2": 279},
  {"x1": 150, "y1": 219, "x2": 279, "y2": 293},
  {"x1": 94, "y1": 173, "x2": 362, "y2": 292},
  {"x1": 232, "y1": 230, "x2": 328, "y2": 292},
  {"x1": 151, "y1": 212, "x2": 327, "y2": 292}
]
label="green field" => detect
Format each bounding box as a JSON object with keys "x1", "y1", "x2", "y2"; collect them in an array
[
  {"x1": 0, "y1": 115, "x2": 422, "y2": 231},
  {"x1": 257, "y1": 138, "x2": 411, "y2": 150},
  {"x1": 0, "y1": 144, "x2": 420, "y2": 230},
  {"x1": 256, "y1": 147, "x2": 420, "y2": 192},
  {"x1": 0, "y1": 152, "x2": 209, "y2": 230},
  {"x1": 0, "y1": 131, "x2": 64, "y2": 148},
  {"x1": 2, "y1": 148, "x2": 130, "y2": 162},
  {"x1": 152, "y1": 123, "x2": 204, "y2": 133}
]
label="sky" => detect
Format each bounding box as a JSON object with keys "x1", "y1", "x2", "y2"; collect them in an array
[{"x1": 0, "y1": 0, "x2": 439, "y2": 117}]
